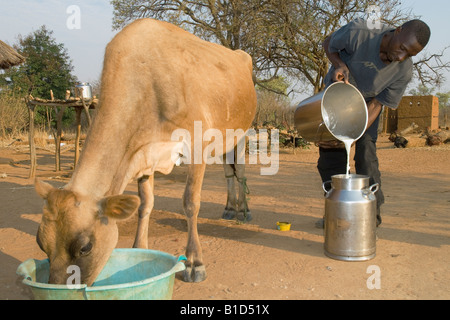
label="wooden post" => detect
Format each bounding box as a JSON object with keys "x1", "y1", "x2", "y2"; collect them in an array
[
  {"x1": 75, "y1": 86, "x2": 92, "y2": 126},
  {"x1": 81, "y1": 98, "x2": 92, "y2": 127},
  {"x1": 27, "y1": 103, "x2": 37, "y2": 179},
  {"x1": 54, "y1": 106, "x2": 66, "y2": 171},
  {"x1": 74, "y1": 107, "x2": 82, "y2": 168},
  {"x1": 293, "y1": 133, "x2": 297, "y2": 155}
]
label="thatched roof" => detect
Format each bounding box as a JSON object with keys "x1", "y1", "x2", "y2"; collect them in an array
[{"x1": 0, "y1": 40, "x2": 25, "y2": 69}]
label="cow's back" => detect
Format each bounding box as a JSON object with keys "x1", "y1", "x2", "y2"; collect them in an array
[{"x1": 100, "y1": 18, "x2": 256, "y2": 135}]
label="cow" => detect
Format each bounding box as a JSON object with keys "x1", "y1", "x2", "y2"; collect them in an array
[{"x1": 34, "y1": 18, "x2": 257, "y2": 285}]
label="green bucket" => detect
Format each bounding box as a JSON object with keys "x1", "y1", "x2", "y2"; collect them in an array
[{"x1": 16, "y1": 248, "x2": 186, "y2": 300}]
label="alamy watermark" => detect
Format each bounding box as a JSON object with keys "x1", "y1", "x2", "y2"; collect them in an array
[
  {"x1": 66, "y1": 5, "x2": 81, "y2": 30},
  {"x1": 170, "y1": 121, "x2": 279, "y2": 176},
  {"x1": 366, "y1": 265, "x2": 381, "y2": 290},
  {"x1": 366, "y1": 5, "x2": 382, "y2": 30},
  {"x1": 66, "y1": 265, "x2": 82, "y2": 289}
]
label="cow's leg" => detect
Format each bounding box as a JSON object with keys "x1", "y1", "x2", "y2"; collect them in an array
[
  {"x1": 222, "y1": 162, "x2": 238, "y2": 220},
  {"x1": 234, "y1": 163, "x2": 252, "y2": 221},
  {"x1": 182, "y1": 163, "x2": 207, "y2": 282},
  {"x1": 133, "y1": 175, "x2": 154, "y2": 249}
]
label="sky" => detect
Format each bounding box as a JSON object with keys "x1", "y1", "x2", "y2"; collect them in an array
[
  {"x1": 0, "y1": 0, "x2": 449, "y2": 101},
  {"x1": 0, "y1": 0, "x2": 116, "y2": 83}
]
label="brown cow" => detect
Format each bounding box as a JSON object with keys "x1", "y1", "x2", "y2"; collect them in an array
[{"x1": 34, "y1": 18, "x2": 256, "y2": 285}]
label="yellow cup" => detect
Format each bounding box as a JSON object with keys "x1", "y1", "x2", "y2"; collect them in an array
[{"x1": 277, "y1": 222, "x2": 291, "y2": 231}]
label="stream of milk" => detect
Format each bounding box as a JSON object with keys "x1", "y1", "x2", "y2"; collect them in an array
[{"x1": 335, "y1": 136, "x2": 354, "y2": 177}]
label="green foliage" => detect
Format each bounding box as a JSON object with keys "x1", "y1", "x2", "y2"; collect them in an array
[
  {"x1": 409, "y1": 84, "x2": 450, "y2": 110},
  {"x1": 1, "y1": 26, "x2": 78, "y2": 129},
  {"x1": 435, "y1": 91, "x2": 450, "y2": 109},
  {"x1": 408, "y1": 84, "x2": 434, "y2": 96},
  {"x1": 256, "y1": 76, "x2": 290, "y2": 95}
]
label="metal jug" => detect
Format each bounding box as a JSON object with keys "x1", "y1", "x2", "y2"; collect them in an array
[
  {"x1": 294, "y1": 82, "x2": 368, "y2": 143},
  {"x1": 75, "y1": 82, "x2": 93, "y2": 99},
  {"x1": 323, "y1": 174, "x2": 379, "y2": 261}
]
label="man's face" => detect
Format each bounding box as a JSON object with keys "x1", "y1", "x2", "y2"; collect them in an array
[{"x1": 386, "y1": 27, "x2": 424, "y2": 63}]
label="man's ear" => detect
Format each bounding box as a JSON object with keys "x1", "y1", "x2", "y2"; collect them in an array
[
  {"x1": 100, "y1": 195, "x2": 140, "y2": 220},
  {"x1": 35, "y1": 179, "x2": 55, "y2": 199}
]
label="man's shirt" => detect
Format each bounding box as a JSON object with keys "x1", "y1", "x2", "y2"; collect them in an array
[{"x1": 325, "y1": 18, "x2": 413, "y2": 109}]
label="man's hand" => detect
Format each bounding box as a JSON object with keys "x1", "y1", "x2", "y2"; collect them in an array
[
  {"x1": 323, "y1": 35, "x2": 350, "y2": 84},
  {"x1": 333, "y1": 64, "x2": 350, "y2": 84}
]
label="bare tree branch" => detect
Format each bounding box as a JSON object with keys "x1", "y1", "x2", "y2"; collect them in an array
[{"x1": 111, "y1": 0, "x2": 448, "y2": 95}]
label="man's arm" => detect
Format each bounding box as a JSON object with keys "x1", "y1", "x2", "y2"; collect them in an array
[
  {"x1": 323, "y1": 35, "x2": 350, "y2": 84},
  {"x1": 323, "y1": 34, "x2": 383, "y2": 129},
  {"x1": 366, "y1": 98, "x2": 383, "y2": 128}
]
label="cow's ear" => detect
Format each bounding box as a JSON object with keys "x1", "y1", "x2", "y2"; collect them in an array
[
  {"x1": 35, "y1": 179, "x2": 55, "y2": 199},
  {"x1": 100, "y1": 195, "x2": 140, "y2": 220}
]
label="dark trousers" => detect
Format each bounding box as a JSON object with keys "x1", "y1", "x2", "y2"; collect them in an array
[{"x1": 317, "y1": 114, "x2": 385, "y2": 214}]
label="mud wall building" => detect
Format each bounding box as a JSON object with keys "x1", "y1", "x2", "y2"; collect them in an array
[{"x1": 382, "y1": 95, "x2": 439, "y2": 133}]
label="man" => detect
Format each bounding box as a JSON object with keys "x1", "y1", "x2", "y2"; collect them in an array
[{"x1": 317, "y1": 18, "x2": 431, "y2": 228}]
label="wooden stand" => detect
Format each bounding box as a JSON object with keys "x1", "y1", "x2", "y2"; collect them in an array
[{"x1": 26, "y1": 92, "x2": 97, "y2": 178}]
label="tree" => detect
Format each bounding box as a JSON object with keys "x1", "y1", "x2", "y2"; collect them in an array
[
  {"x1": 254, "y1": 76, "x2": 292, "y2": 128},
  {"x1": 1, "y1": 26, "x2": 78, "y2": 128},
  {"x1": 111, "y1": 0, "x2": 265, "y2": 50},
  {"x1": 435, "y1": 91, "x2": 450, "y2": 127},
  {"x1": 409, "y1": 84, "x2": 450, "y2": 127},
  {"x1": 111, "y1": 0, "x2": 449, "y2": 96},
  {"x1": 408, "y1": 84, "x2": 434, "y2": 96},
  {"x1": 413, "y1": 46, "x2": 450, "y2": 88},
  {"x1": 251, "y1": 0, "x2": 412, "y2": 93}
]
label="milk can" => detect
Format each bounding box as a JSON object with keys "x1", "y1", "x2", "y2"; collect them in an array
[
  {"x1": 294, "y1": 82, "x2": 368, "y2": 143},
  {"x1": 75, "y1": 82, "x2": 93, "y2": 100},
  {"x1": 323, "y1": 174, "x2": 379, "y2": 261}
]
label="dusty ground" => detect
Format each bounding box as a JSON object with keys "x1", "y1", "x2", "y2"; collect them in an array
[{"x1": 1, "y1": 135, "x2": 449, "y2": 300}]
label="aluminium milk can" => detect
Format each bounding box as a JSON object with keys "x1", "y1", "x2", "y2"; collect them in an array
[
  {"x1": 323, "y1": 174, "x2": 379, "y2": 261},
  {"x1": 294, "y1": 82, "x2": 368, "y2": 143},
  {"x1": 75, "y1": 82, "x2": 93, "y2": 99}
]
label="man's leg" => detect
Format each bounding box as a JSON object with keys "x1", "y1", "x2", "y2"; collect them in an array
[
  {"x1": 317, "y1": 147, "x2": 348, "y2": 182},
  {"x1": 316, "y1": 147, "x2": 347, "y2": 228},
  {"x1": 354, "y1": 116, "x2": 384, "y2": 226}
]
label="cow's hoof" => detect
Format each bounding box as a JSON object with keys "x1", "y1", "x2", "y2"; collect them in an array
[
  {"x1": 222, "y1": 208, "x2": 237, "y2": 220},
  {"x1": 236, "y1": 210, "x2": 252, "y2": 222},
  {"x1": 183, "y1": 265, "x2": 207, "y2": 283}
]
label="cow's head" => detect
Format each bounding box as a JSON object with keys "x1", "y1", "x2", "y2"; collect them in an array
[{"x1": 34, "y1": 179, "x2": 140, "y2": 286}]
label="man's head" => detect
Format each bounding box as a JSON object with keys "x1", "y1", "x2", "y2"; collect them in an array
[{"x1": 386, "y1": 19, "x2": 431, "y2": 63}]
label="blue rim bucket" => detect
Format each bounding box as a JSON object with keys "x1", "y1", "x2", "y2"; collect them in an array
[{"x1": 16, "y1": 248, "x2": 186, "y2": 300}]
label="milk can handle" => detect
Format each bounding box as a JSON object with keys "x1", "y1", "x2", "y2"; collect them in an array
[
  {"x1": 369, "y1": 183, "x2": 379, "y2": 194},
  {"x1": 322, "y1": 180, "x2": 332, "y2": 194}
]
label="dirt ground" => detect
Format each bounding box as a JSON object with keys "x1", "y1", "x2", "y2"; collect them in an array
[{"x1": 1, "y1": 135, "x2": 449, "y2": 300}]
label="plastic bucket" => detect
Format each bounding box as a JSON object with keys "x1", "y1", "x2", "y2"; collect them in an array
[
  {"x1": 16, "y1": 249, "x2": 186, "y2": 300},
  {"x1": 294, "y1": 82, "x2": 368, "y2": 143}
]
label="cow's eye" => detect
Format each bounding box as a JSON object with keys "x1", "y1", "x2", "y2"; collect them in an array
[
  {"x1": 70, "y1": 235, "x2": 93, "y2": 258},
  {"x1": 79, "y1": 242, "x2": 93, "y2": 256}
]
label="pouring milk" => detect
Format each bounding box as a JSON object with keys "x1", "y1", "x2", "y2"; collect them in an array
[
  {"x1": 294, "y1": 82, "x2": 368, "y2": 177},
  {"x1": 334, "y1": 136, "x2": 354, "y2": 177}
]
